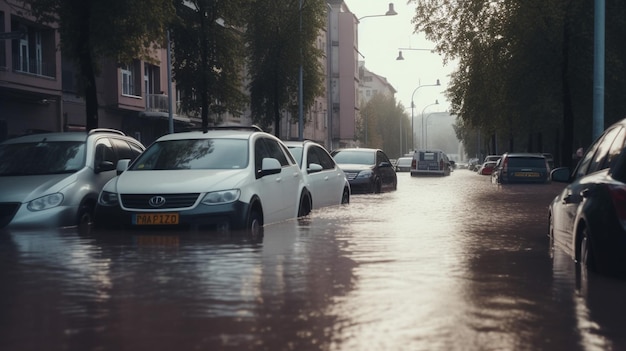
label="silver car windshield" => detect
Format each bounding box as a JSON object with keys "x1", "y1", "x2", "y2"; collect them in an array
[
  {"x1": 130, "y1": 138, "x2": 249, "y2": 170},
  {"x1": 0, "y1": 141, "x2": 86, "y2": 176}
]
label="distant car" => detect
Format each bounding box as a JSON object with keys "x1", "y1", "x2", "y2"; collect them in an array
[
  {"x1": 331, "y1": 148, "x2": 397, "y2": 193},
  {"x1": 395, "y1": 156, "x2": 413, "y2": 172},
  {"x1": 491, "y1": 153, "x2": 550, "y2": 184},
  {"x1": 284, "y1": 140, "x2": 350, "y2": 208},
  {"x1": 0, "y1": 129, "x2": 145, "y2": 229},
  {"x1": 95, "y1": 127, "x2": 311, "y2": 235},
  {"x1": 549, "y1": 118, "x2": 626, "y2": 276},
  {"x1": 478, "y1": 161, "x2": 497, "y2": 175},
  {"x1": 410, "y1": 149, "x2": 451, "y2": 176}
]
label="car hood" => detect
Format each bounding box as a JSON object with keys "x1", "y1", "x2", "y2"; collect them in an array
[
  {"x1": 337, "y1": 164, "x2": 374, "y2": 172},
  {"x1": 0, "y1": 173, "x2": 78, "y2": 203},
  {"x1": 111, "y1": 169, "x2": 251, "y2": 194}
]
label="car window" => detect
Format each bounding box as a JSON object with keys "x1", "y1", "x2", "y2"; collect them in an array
[
  {"x1": 255, "y1": 138, "x2": 271, "y2": 173},
  {"x1": 287, "y1": 146, "x2": 303, "y2": 167},
  {"x1": 602, "y1": 126, "x2": 626, "y2": 170},
  {"x1": 332, "y1": 150, "x2": 374, "y2": 165},
  {"x1": 508, "y1": 157, "x2": 546, "y2": 168},
  {"x1": 131, "y1": 139, "x2": 248, "y2": 170},
  {"x1": 420, "y1": 152, "x2": 437, "y2": 161},
  {"x1": 587, "y1": 126, "x2": 621, "y2": 174},
  {"x1": 310, "y1": 145, "x2": 335, "y2": 170},
  {"x1": 280, "y1": 142, "x2": 296, "y2": 164},
  {"x1": 264, "y1": 138, "x2": 289, "y2": 166},
  {"x1": 0, "y1": 141, "x2": 85, "y2": 175},
  {"x1": 95, "y1": 138, "x2": 116, "y2": 168}
]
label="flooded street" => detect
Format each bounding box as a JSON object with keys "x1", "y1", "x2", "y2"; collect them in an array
[{"x1": 2, "y1": 170, "x2": 626, "y2": 350}]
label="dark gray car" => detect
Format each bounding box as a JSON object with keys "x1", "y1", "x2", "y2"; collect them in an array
[{"x1": 491, "y1": 153, "x2": 550, "y2": 184}]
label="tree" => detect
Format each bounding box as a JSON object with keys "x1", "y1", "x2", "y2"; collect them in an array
[
  {"x1": 23, "y1": 0, "x2": 176, "y2": 131},
  {"x1": 358, "y1": 93, "x2": 410, "y2": 159},
  {"x1": 245, "y1": 0, "x2": 326, "y2": 135},
  {"x1": 410, "y1": 0, "x2": 626, "y2": 167},
  {"x1": 171, "y1": 0, "x2": 248, "y2": 130}
]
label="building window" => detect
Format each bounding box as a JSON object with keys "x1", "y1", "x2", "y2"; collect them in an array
[{"x1": 121, "y1": 60, "x2": 141, "y2": 96}]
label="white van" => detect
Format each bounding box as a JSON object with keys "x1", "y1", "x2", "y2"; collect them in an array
[{"x1": 410, "y1": 149, "x2": 451, "y2": 176}]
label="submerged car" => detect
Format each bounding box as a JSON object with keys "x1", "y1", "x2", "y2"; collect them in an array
[
  {"x1": 549, "y1": 117, "x2": 626, "y2": 276},
  {"x1": 395, "y1": 156, "x2": 413, "y2": 172},
  {"x1": 492, "y1": 153, "x2": 550, "y2": 184},
  {"x1": 410, "y1": 149, "x2": 451, "y2": 176},
  {"x1": 0, "y1": 129, "x2": 145, "y2": 228},
  {"x1": 94, "y1": 127, "x2": 312, "y2": 235},
  {"x1": 284, "y1": 140, "x2": 350, "y2": 208},
  {"x1": 331, "y1": 148, "x2": 397, "y2": 193}
]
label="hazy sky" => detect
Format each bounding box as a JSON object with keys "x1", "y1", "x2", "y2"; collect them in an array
[{"x1": 344, "y1": 1, "x2": 458, "y2": 118}]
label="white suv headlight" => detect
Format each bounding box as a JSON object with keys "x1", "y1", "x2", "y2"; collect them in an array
[
  {"x1": 201, "y1": 190, "x2": 240, "y2": 205},
  {"x1": 99, "y1": 191, "x2": 119, "y2": 206},
  {"x1": 27, "y1": 193, "x2": 64, "y2": 211}
]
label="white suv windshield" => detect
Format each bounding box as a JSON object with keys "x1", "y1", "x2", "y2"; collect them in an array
[
  {"x1": 0, "y1": 141, "x2": 86, "y2": 175},
  {"x1": 131, "y1": 138, "x2": 249, "y2": 170}
]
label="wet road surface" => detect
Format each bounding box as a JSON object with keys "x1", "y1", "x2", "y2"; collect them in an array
[{"x1": 2, "y1": 170, "x2": 626, "y2": 350}]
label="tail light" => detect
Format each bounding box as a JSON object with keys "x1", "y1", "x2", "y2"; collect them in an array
[
  {"x1": 439, "y1": 159, "x2": 444, "y2": 170},
  {"x1": 411, "y1": 159, "x2": 416, "y2": 169},
  {"x1": 502, "y1": 157, "x2": 508, "y2": 176},
  {"x1": 608, "y1": 185, "x2": 626, "y2": 230}
]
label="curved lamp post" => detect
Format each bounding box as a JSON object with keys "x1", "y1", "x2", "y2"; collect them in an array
[
  {"x1": 396, "y1": 47, "x2": 434, "y2": 60},
  {"x1": 410, "y1": 79, "x2": 440, "y2": 150},
  {"x1": 420, "y1": 100, "x2": 439, "y2": 150}
]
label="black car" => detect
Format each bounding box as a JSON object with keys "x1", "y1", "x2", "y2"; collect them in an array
[
  {"x1": 331, "y1": 148, "x2": 397, "y2": 194},
  {"x1": 549, "y1": 118, "x2": 626, "y2": 276}
]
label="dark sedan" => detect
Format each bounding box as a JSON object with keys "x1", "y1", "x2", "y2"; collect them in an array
[
  {"x1": 549, "y1": 118, "x2": 626, "y2": 276},
  {"x1": 331, "y1": 148, "x2": 397, "y2": 194}
]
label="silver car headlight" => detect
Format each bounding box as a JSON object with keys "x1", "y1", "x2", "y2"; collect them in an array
[
  {"x1": 356, "y1": 170, "x2": 373, "y2": 179},
  {"x1": 27, "y1": 193, "x2": 64, "y2": 211},
  {"x1": 98, "y1": 191, "x2": 119, "y2": 206},
  {"x1": 201, "y1": 189, "x2": 240, "y2": 205}
]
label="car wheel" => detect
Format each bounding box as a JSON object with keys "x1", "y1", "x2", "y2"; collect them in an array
[
  {"x1": 298, "y1": 191, "x2": 312, "y2": 217},
  {"x1": 247, "y1": 207, "x2": 264, "y2": 240},
  {"x1": 77, "y1": 203, "x2": 94, "y2": 226},
  {"x1": 374, "y1": 179, "x2": 382, "y2": 193},
  {"x1": 341, "y1": 187, "x2": 350, "y2": 204},
  {"x1": 579, "y1": 226, "x2": 596, "y2": 272}
]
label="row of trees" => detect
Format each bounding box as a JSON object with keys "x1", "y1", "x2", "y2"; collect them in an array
[
  {"x1": 410, "y1": 0, "x2": 626, "y2": 167},
  {"x1": 21, "y1": 0, "x2": 328, "y2": 134}
]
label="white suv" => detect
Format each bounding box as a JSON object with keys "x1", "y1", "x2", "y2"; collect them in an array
[{"x1": 94, "y1": 127, "x2": 311, "y2": 235}]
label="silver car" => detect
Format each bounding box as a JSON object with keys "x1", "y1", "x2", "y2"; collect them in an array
[{"x1": 0, "y1": 129, "x2": 144, "y2": 229}]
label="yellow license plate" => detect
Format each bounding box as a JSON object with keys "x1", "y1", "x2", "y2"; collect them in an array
[
  {"x1": 133, "y1": 213, "x2": 179, "y2": 225},
  {"x1": 514, "y1": 172, "x2": 539, "y2": 177},
  {"x1": 135, "y1": 235, "x2": 180, "y2": 246}
]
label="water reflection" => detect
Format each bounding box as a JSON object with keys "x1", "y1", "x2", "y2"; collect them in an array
[{"x1": 1, "y1": 171, "x2": 626, "y2": 350}]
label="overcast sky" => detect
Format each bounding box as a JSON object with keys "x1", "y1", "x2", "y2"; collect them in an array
[{"x1": 344, "y1": 1, "x2": 458, "y2": 117}]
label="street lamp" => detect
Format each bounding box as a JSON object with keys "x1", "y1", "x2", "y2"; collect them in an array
[
  {"x1": 410, "y1": 79, "x2": 440, "y2": 150},
  {"x1": 420, "y1": 100, "x2": 439, "y2": 149},
  {"x1": 358, "y1": 3, "x2": 397, "y2": 21},
  {"x1": 396, "y1": 47, "x2": 435, "y2": 60}
]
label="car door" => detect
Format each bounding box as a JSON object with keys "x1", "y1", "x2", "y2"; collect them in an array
[
  {"x1": 305, "y1": 145, "x2": 342, "y2": 208},
  {"x1": 377, "y1": 150, "x2": 395, "y2": 188},
  {"x1": 553, "y1": 126, "x2": 625, "y2": 251}
]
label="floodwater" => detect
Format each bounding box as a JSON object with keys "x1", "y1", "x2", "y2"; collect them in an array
[{"x1": 2, "y1": 170, "x2": 626, "y2": 351}]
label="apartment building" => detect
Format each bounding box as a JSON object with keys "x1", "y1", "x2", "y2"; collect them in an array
[
  {"x1": 0, "y1": 1, "x2": 193, "y2": 145},
  {"x1": 358, "y1": 61, "x2": 397, "y2": 105}
]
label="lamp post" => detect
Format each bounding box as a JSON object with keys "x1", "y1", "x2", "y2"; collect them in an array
[
  {"x1": 356, "y1": 3, "x2": 397, "y2": 146},
  {"x1": 420, "y1": 100, "x2": 439, "y2": 149},
  {"x1": 410, "y1": 79, "x2": 440, "y2": 150}
]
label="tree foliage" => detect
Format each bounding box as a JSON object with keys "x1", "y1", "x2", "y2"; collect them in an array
[
  {"x1": 171, "y1": 0, "x2": 248, "y2": 130},
  {"x1": 245, "y1": 0, "x2": 326, "y2": 134},
  {"x1": 23, "y1": 0, "x2": 176, "y2": 131},
  {"x1": 358, "y1": 93, "x2": 410, "y2": 159},
  {"x1": 410, "y1": 0, "x2": 626, "y2": 167}
]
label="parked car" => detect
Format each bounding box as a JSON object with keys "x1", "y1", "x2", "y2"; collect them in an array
[
  {"x1": 491, "y1": 153, "x2": 550, "y2": 184},
  {"x1": 410, "y1": 149, "x2": 451, "y2": 176},
  {"x1": 477, "y1": 161, "x2": 497, "y2": 175},
  {"x1": 395, "y1": 156, "x2": 413, "y2": 172},
  {"x1": 94, "y1": 127, "x2": 311, "y2": 236},
  {"x1": 549, "y1": 118, "x2": 626, "y2": 276},
  {"x1": 0, "y1": 129, "x2": 145, "y2": 229},
  {"x1": 284, "y1": 140, "x2": 350, "y2": 208},
  {"x1": 330, "y1": 148, "x2": 397, "y2": 193}
]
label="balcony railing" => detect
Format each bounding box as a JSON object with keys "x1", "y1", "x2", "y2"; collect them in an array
[
  {"x1": 145, "y1": 93, "x2": 185, "y2": 115},
  {"x1": 12, "y1": 55, "x2": 56, "y2": 78}
]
